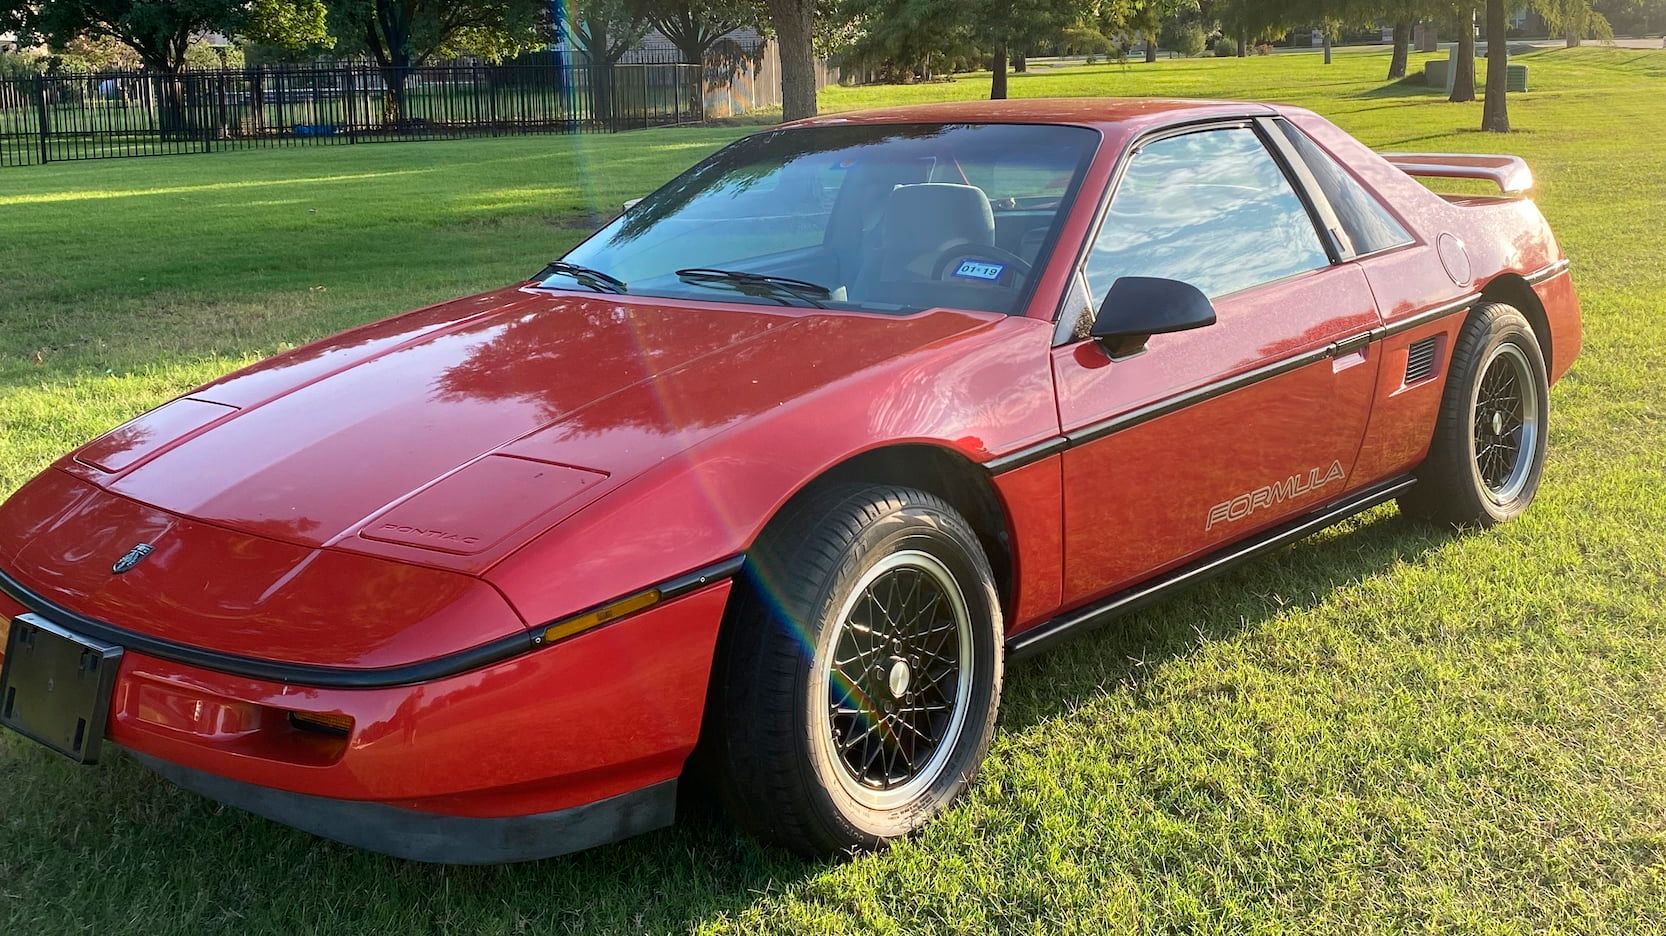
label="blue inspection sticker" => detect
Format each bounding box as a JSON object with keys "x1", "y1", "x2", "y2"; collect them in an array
[{"x1": 952, "y1": 259, "x2": 1005, "y2": 282}]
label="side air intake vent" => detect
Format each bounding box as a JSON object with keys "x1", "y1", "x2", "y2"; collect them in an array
[{"x1": 1405, "y1": 336, "x2": 1438, "y2": 383}]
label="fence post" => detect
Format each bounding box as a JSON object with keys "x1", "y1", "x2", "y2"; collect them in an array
[{"x1": 33, "y1": 74, "x2": 49, "y2": 165}]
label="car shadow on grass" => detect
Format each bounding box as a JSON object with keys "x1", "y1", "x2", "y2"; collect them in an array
[{"x1": 1, "y1": 508, "x2": 1459, "y2": 934}]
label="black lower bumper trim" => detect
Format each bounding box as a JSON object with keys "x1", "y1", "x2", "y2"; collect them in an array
[{"x1": 129, "y1": 750, "x2": 677, "y2": 864}]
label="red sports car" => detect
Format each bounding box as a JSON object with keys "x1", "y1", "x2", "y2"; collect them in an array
[{"x1": 0, "y1": 100, "x2": 1580, "y2": 863}]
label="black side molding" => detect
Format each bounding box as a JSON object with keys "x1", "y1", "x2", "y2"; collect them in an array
[
  {"x1": 985, "y1": 257, "x2": 1573, "y2": 479},
  {"x1": 1006, "y1": 474, "x2": 1416, "y2": 659},
  {"x1": 0, "y1": 556, "x2": 744, "y2": 690}
]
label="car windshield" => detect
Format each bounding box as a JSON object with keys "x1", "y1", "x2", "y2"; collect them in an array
[{"x1": 553, "y1": 123, "x2": 1100, "y2": 315}]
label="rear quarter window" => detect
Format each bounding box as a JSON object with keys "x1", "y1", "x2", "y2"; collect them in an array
[{"x1": 1278, "y1": 120, "x2": 1413, "y2": 256}]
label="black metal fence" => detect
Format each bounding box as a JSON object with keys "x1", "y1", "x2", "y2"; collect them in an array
[{"x1": 0, "y1": 62, "x2": 704, "y2": 168}]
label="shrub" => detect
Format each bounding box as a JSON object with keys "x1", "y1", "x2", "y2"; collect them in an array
[
  {"x1": 1176, "y1": 25, "x2": 1209, "y2": 58},
  {"x1": 0, "y1": 50, "x2": 45, "y2": 78},
  {"x1": 1214, "y1": 37, "x2": 1235, "y2": 57}
]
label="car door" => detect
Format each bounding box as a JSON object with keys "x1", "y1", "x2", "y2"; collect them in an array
[{"x1": 1051, "y1": 121, "x2": 1384, "y2": 609}]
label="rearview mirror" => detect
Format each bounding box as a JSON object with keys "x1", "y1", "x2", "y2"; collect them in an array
[{"x1": 1089, "y1": 276, "x2": 1218, "y2": 359}]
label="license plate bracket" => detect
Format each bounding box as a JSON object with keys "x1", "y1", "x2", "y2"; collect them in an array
[{"x1": 0, "y1": 614, "x2": 123, "y2": 763}]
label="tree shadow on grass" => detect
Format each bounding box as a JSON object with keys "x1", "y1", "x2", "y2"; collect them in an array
[
  {"x1": 1, "y1": 506, "x2": 1458, "y2": 934},
  {"x1": 1353, "y1": 74, "x2": 1447, "y2": 100}
]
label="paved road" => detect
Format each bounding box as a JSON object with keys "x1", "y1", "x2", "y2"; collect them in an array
[{"x1": 1029, "y1": 36, "x2": 1665, "y2": 69}]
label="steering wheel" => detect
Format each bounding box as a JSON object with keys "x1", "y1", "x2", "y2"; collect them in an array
[{"x1": 931, "y1": 244, "x2": 1033, "y2": 285}]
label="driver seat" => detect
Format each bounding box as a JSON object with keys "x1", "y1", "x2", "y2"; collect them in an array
[{"x1": 848, "y1": 183, "x2": 996, "y2": 303}]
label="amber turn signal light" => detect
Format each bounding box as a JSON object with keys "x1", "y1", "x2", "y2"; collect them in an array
[{"x1": 541, "y1": 589, "x2": 661, "y2": 645}]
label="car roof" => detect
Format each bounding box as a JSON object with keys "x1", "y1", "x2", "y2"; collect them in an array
[{"x1": 787, "y1": 98, "x2": 1280, "y2": 135}]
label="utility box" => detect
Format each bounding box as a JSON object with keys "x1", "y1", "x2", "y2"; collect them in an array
[{"x1": 1507, "y1": 63, "x2": 1529, "y2": 91}]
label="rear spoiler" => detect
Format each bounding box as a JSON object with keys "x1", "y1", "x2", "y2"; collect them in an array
[{"x1": 1381, "y1": 153, "x2": 1534, "y2": 195}]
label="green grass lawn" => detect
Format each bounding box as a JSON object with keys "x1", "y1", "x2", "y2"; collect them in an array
[{"x1": 3, "y1": 46, "x2": 1665, "y2": 934}]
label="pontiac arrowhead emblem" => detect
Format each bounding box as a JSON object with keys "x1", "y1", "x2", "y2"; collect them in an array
[{"x1": 112, "y1": 543, "x2": 154, "y2": 575}]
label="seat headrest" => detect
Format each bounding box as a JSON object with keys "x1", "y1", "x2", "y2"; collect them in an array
[{"x1": 881, "y1": 183, "x2": 996, "y2": 249}]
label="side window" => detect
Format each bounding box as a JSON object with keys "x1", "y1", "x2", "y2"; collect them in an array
[
  {"x1": 1084, "y1": 127, "x2": 1331, "y2": 306},
  {"x1": 1277, "y1": 121, "x2": 1412, "y2": 256}
]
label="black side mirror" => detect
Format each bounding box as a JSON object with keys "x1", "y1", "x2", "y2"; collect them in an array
[{"x1": 1089, "y1": 276, "x2": 1218, "y2": 359}]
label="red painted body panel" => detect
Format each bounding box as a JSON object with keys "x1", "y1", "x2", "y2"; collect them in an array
[
  {"x1": 1537, "y1": 270, "x2": 1583, "y2": 383},
  {"x1": 104, "y1": 583, "x2": 728, "y2": 818},
  {"x1": 487, "y1": 311, "x2": 1059, "y2": 627},
  {"x1": 991, "y1": 457, "x2": 1066, "y2": 626},
  {"x1": 1051, "y1": 264, "x2": 1381, "y2": 609},
  {"x1": 4, "y1": 470, "x2": 525, "y2": 668},
  {"x1": 0, "y1": 99, "x2": 1582, "y2": 846}
]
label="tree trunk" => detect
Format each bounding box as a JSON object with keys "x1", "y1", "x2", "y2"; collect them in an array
[
  {"x1": 146, "y1": 58, "x2": 189, "y2": 140},
  {"x1": 1482, "y1": 0, "x2": 1510, "y2": 131},
  {"x1": 765, "y1": 0, "x2": 818, "y2": 120},
  {"x1": 1388, "y1": 21, "x2": 1412, "y2": 78},
  {"x1": 1013, "y1": 53, "x2": 1027, "y2": 72},
  {"x1": 1322, "y1": 33, "x2": 1332, "y2": 64},
  {"x1": 382, "y1": 64, "x2": 409, "y2": 124},
  {"x1": 1565, "y1": 25, "x2": 1581, "y2": 47},
  {"x1": 1450, "y1": 12, "x2": 1476, "y2": 102},
  {"x1": 1144, "y1": 31, "x2": 1158, "y2": 63},
  {"x1": 1237, "y1": 29, "x2": 1247, "y2": 57},
  {"x1": 991, "y1": 42, "x2": 1008, "y2": 99}
]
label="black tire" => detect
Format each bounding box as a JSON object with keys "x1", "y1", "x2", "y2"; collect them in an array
[
  {"x1": 1399, "y1": 301, "x2": 1550, "y2": 528},
  {"x1": 707, "y1": 484, "x2": 1004, "y2": 857}
]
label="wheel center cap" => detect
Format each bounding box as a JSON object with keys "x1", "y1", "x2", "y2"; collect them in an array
[
  {"x1": 887, "y1": 659, "x2": 911, "y2": 699},
  {"x1": 1491, "y1": 410, "x2": 1505, "y2": 436}
]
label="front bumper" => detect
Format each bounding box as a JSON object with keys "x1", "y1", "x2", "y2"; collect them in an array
[
  {"x1": 0, "y1": 575, "x2": 733, "y2": 860},
  {"x1": 131, "y1": 749, "x2": 677, "y2": 863}
]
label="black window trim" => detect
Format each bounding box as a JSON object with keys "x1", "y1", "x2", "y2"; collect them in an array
[
  {"x1": 1265, "y1": 116, "x2": 1417, "y2": 261},
  {"x1": 1254, "y1": 115, "x2": 1353, "y2": 262},
  {"x1": 1052, "y1": 115, "x2": 1351, "y2": 346}
]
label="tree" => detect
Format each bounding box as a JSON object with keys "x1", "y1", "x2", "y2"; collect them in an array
[
  {"x1": 1127, "y1": 0, "x2": 1176, "y2": 63},
  {"x1": 1, "y1": 0, "x2": 244, "y2": 74},
  {"x1": 569, "y1": 0, "x2": 650, "y2": 64},
  {"x1": 1480, "y1": 0, "x2": 1507, "y2": 129},
  {"x1": 1377, "y1": 0, "x2": 1448, "y2": 78},
  {"x1": 1595, "y1": 0, "x2": 1665, "y2": 35},
  {"x1": 977, "y1": 0, "x2": 1093, "y2": 99},
  {"x1": 828, "y1": 0, "x2": 978, "y2": 82},
  {"x1": 245, "y1": 0, "x2": 332, "y2": 53},
  {"x1": 1215, "y1": 0, "x2": 1284, "y2": 57},
  {"x1": 316, "y1": 0, "x2": 547, "y2": 121},
  {"x1": 565, "y1": 0, "x2": 649, "y2": 125},
  {"x1": 1, "y1": 0, "x2": 250, "y2": 136},
  {"x1": 1449, "y1": 4, "x2": 1476, "y2": 102},
  {"x1": 764, "y1": 0, "x2": 818, "y2": 120},
  {"x1": 1533, "y1": 0, "x2": 1612, "y2": 46},
  {"x1": 634, "y1": 0, "x2": 759, "y2": 64}
]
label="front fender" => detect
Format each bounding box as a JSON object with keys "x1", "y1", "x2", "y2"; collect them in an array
[{"x1": 486, "y1": 315, "x2": 1059, "y2": 628}]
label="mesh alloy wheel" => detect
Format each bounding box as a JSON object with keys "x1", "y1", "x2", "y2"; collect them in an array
[
  {"x1": 814, "y1": 550, "x2": 975, "y2": 810},
  {"x1": 1398, "y1": 302, "x2": 1550, "y2": 529},
  {"x1": 709, "y1": 484, "x2": 1003, "y2": 856},
  {"x1": 1469, "y1": 342, "x2": 1542, "y2": 504}
]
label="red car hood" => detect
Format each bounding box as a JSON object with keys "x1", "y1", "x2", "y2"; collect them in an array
[{"x1": 60, "y1": 287, "x2": 991, "y2": 571}]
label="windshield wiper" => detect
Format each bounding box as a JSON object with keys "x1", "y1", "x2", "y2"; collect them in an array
[
  {"x1": 675, "y1": 268, "x2": 831, "y2": 308},
  {"x1": 535, "y1": 261, "x2": 628, "y2": 294}
]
